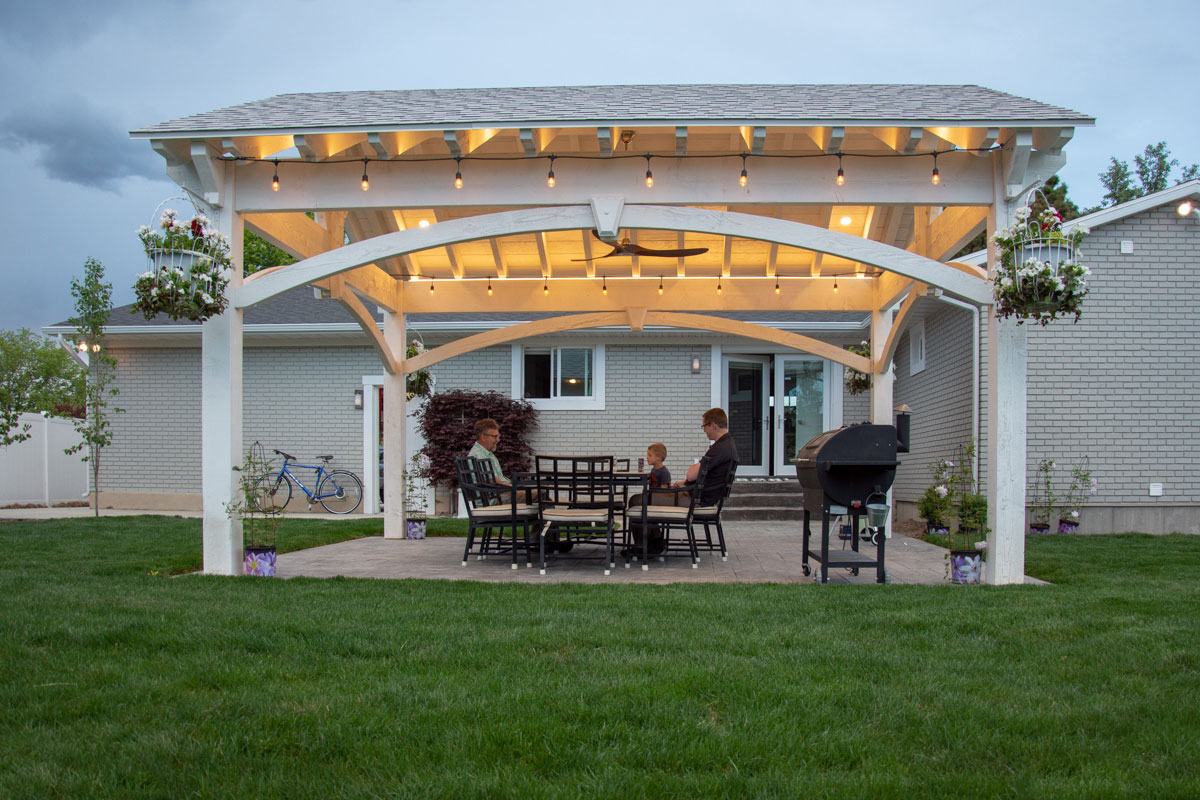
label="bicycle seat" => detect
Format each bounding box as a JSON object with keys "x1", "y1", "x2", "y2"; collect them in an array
[
  {"x1": 317, "y1": 455, "x2": 334, "y2": 462},
  {"x1": 274, "y1": 449, "x2": 296, "y2": 462}
]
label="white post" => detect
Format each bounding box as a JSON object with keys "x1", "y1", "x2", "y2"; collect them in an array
[
  {"x1": 382, "y1": 308, "x2": 406, "y2": 539},
  {"x1": 870, "y1": 309, "x2": 896, "y2": 535},
  {"x1": 201, "y1": 189, "x2": 244, "y2": 575},
  {"x1": 985, "y1": 164, "x2": 1026, "y2": 584},
  {"x1": 42, "y1": 412, "x2": 51, "y2": 507}
]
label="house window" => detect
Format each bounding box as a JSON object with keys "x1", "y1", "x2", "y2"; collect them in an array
[
  {"x1": 909, "y1": 320, "x2": 926, "y2": 375},
  {"x1": 513, "y1": 345, "x2": 605, "y2": 410}
]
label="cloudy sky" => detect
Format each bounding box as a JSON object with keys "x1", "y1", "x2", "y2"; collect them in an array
[{"x1": 1, "y1": 0, "x2": 1196, "y2": 333}]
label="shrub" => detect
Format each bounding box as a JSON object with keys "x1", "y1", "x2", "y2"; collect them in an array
[{"x1": 416, "y1": 390, "x2": 538, "y2": 488}]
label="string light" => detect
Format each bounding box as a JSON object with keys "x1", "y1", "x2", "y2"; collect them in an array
[
  {"x1": 644, "y1": 154, "x2": 654, "y2": 188},
  {"x1": 429, "y1": 279, "x2": 435, "y2": 294},
  {"x1": 836, "y1": 153, "x2": 845, "y2": 186},
  {"x1": 658, "y1": 275, "x2": 663, "y2": 295},
  {"x1": 361, "y1": 159, "x2": 369, "y2": 191},
  {"x1": 833, "y1": 277, "x2": 838, "y2": 293},
  {"x1": 543, "y1": 279, "x2": 549, "y2": 295},
  {"x1": 775, "y1": 277, "x2": 780, "y2": 295},
  {"x1": 602, "y1": 276, "x2": 607, "y2": 295},
  {"x1": 271, "y1": 160, "x2": 279, "y2": 192},
  {"x1": 487, "y1": 276, "x2": 493, "y2": 296},
  {"x1": 717, "y1": 278, "x2": 722, "y2": 295},
  {"x1": 931, "y1": 153, "x2": 940, "y2": 185},
  {"x1": 454, "y1": 157, "x2": 463, "y2": 189},
  {"x1": 547, "y1": 155, "x2": 556, "y2": 188},
  {"x1": 739, "y1": 153, "x2": 748, "y2": 187}
]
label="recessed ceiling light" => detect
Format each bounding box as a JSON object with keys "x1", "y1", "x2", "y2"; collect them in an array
[
  {"x1": 418, "y1": 219, "x2": 430, "y2": 228},
  {"x1": 840, "y1": 216, "x2": 853, "y2": 226}
]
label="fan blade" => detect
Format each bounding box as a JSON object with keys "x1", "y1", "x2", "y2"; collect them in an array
[
  {"x1": 626, "y1": 245, "x2": 710, "y2": 258},
  {"x1": 570, "y1": 246, "x2": 625, "y2": 262}
]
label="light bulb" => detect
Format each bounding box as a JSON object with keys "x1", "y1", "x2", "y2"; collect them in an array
[
  {"x1": 775, "y1": 279, "x2": 780, "y2": 295},
  {"x1": 658, "y1": 276, "x2": 663, "y2": 295},
  {"x1": 836, "y1": 167, "x2": 845, "y2": 186},
  {"x1": 1179, "y1": 200, "x2": 1195, "y2": 216},
  {"x1": 739, "y1": 169, "x2": 747, "y2": 187},
  {"x1": 78, "y1": 341, "x2": 88, "y2": 352},
  {"x1": 602, "y1": 277, "x2": 607, "y2": 295},
  {"x1": 271, "y1": 160, "x2": 279, "y2": 191},
  {"x1": 361, "y1": 159, "x2": 369, "y2": 191},
  {"x1": 543, "y1": 280, "x2": 549, "y2": 296},
  {"x1": 454, "y1": 171, "x2": 463, "y2": 189},
  {"x1": 547, "y1": 171, "x2": 555, "y2": 188},
  {"x1": 833, "y1": 278, "x2": 839, "y2": 293},
  {"x1": 487, "y1": 277, "x2": 493, "y2": 296},
  {"x1": 645, "y1": 155, "x2": 653, "y2": 188},
  {"x1": 931, "y1": 167, "x2": 940, "y2": 185},
  {"x1": 429, "y1": 281, "x2": 435, "y2": 294},
  {"x1": 717, "y1": 279, "x2": 722, "y2": 295}
]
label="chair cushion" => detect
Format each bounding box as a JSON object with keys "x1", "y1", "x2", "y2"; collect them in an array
[
  {"x1": 541, "y1": 507, "x2": 612, "y2": 523},
  {"x1": 472, "y1": 503, "x2": 538, "y2": 519},
  {"x1": 642, "y1": 504, "x2": 719, "y2": 521}
]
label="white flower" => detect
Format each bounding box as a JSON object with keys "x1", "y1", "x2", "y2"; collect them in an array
[
  {"x1": 1014, "y1": 206, "x2": 1031, "y2": 221},
  {"x1": 974, "y1": 541, "x2": 988, "y2": 550},
  {"x1": 201, "y1": 293, "x2": 214, "y2": 304},
  {"x1": 1070, "y1": 510, "x2": 1080, "y2": 519},
  {"x1": 945, "y1": 461, "x2": 954, "y2": 468},
  {"x1": 935, "y1": 485, "x2": 948, "y2": 498},
  {"x1": 412, "y1": 340, "x2": 425, "y2": 353}
]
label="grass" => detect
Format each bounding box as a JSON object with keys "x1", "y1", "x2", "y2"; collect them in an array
[{"x1": 1, "y1": 518, "x2": 1198, "y2": 798}]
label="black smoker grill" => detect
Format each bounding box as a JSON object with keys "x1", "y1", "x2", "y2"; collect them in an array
[{"x1": 793, "y1": 423, "x2": 902, "y2": 583}]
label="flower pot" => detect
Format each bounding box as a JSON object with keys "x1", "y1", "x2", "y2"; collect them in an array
[
  {"x1": 244, "y1": 545, "x2": 277, "y2": 576},
  {"x1": 406, "y1": 517, "x2": 427, "y2": 539},
  {"x1": 926, "y1": 522, "x2": 950, "y2": 536},
  {"x1": 1014, "y1": 241, "x2": 1073, "y2": 273},
  {"x1": 1029, "y1": 522, "x2": 1051, "y2": 535},
  {"x1": 1058, "y1": 518, "x2": 1079, "y2": 534},
  {"x1": 949, "y1": 549, "x2": 983, "y2": 585}
]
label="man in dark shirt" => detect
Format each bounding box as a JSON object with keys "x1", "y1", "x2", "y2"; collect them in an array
[{"x1": 677, "y1": 407, "x2": 738, "y2": 505}]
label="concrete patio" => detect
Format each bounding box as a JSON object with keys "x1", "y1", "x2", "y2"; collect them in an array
[{"x1": 277, "y1": 520, "x2": 1001, "y2": 585}]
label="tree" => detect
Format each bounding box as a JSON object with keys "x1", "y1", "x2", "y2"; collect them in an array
[
  {"x1": 243, "y1": 230, "x2": 296, "y2": 275},
  {"x1": 0, "y1": 329, "x2": 86, "y2": 447},
  {"x1": 1099, "y1": 142, "x2": 1199, "y2": 208},
  {"x1": 953, "y1": 175, "x2": 1081, "y2": 259},
  {"x1": 65, "y1": 257, "x2": 122, "y2": 517},
  {"x1": 415, "y1": 390, "x2": 538, "y2": 488}
]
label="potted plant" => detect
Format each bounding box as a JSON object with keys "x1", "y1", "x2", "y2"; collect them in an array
[
  {"x1": 405, "y1": 337, "x2": 433, "y2": 400},
  {"x1": 844, "y1": 340, "x2": 872, "y2": 395},
  {"x1": 991, "y1": 198, "x2": 1090, "y2": 326},
  {"x1": 227, "y1": 442, "x2": 286, "y2": 576},
  {"x1": 132, "y1": 207, "x2": 232, "y2": 322},
  {"x1": 403, "y1": 452, "x2": 431, "y2": 539},
  {"x1": 916, "y1": 457, "x2": 953, "y2": 535},
  {"x1": 1058, "y1": 458, "x2": 1096, "y2": 534},
  {"x1": 1028, "y1": 457, "x2": 1055, "y2": 534},
  {"x1": 947, "y1": 442, "x2": 987, "y2": 585}
]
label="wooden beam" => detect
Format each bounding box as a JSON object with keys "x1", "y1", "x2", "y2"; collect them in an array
[
  {"x1": 443, "y1": 131, "x2": 462, "y2": 157},
  {"x1": 751, "y1": 126, "x2": 766, "y2": 155},
  {"x1": 535, "y1": 232, "x2": 550, "y2": 278},
  {"x1": 519, "y1": 129, "x2": 536, "y2": 156},
  {"x1": 675, "y1": 126, "x2": 688, "y2": 156},
  {"x1": 878, "y1": 283, "x2": 924, "y2": 372},
  {"x1": 488, "y1": 238, "x2": 507, "y2": 278},
  {"x1": 328, "y1": 276, "x2": 399, "y2": 374},
  {"x1": 810, "y1": 207, "x2": 833, "y2": 276},
  {"x1": 596, "y1": 127, "x2": 613, "y2": 156},
  {"x1": 1005, "y1": 130, "x2": 1033, "y2": 197},
  {"x1": 826, "y1": 126, "x2": 845, "y2": 154},
  {"x1": 676, "y1": 233, "x2": 687, "y2": 277},
  {"x1": 294, "y1": 133, "x2": 364, "y2": 160},
  {"x1": 580, "y1": 231, "x2": 595, "y2": 278},
  {"x1": 722, "y1": 236, "x2": 733, "y2": 277},
  {"x1": 367, "y1": 131, "x2": 435, "y2": 158},
  {"x1": 911, "y1": 206, "x2": 989, "y2": 261},
  {"x1": 190, "y1": 140, "x2": 224, "y2": 207},
  {"x1": 630, "y1": 230, "x2": 640, "y2": 278},
  {"x1": 1033, "y1": 127, "x2": 1074, "y2": 155}
]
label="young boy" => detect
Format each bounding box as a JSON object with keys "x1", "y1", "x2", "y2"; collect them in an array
[{"x1": 624, "y1": 443, "x2": 672, "y2": 558}]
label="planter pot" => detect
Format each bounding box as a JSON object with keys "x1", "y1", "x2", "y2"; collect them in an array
[
  {"x1": 244, "y1": 545, "x2": 277, "y2": 576},
  {"x1": 1029, "y1": 523, "x2": 1051, "y2": 535},
  {"x1": 406, "y1": 517, "x2": 427, "y2": 539},
  {"x1": 1058, "y1": 518, "x2": 1080, "y2": 534},
  {"x1": 949, "y1": 549, "x2": 983, "y2": 585},
  {"x1": 926, "y1": 522, "x2": 950, "y2": 536},
  {"x1": 149, "y1": 246, "x2": 207, "y2": 273}
]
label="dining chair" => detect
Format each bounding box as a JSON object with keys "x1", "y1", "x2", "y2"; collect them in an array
[
  {"x1": 454, "y1": 456, "x2": 539, "y2": 569},
  {"x1": 533, "y1": 455, "x2": 617, "y2": 575},
  {"x1": 627, "y1": 456, "x2": 715, "y2": 570},
  {"x1": 690, "y1": 459, "x2": 738, "y2": 561}
]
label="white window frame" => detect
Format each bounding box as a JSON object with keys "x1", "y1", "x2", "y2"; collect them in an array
[
  {"x1": 909, "y1": 320, "x2": 926, "y2": 375},
  {"x1": 511, "y1": 344, "x2": 606, "y2": 410}
]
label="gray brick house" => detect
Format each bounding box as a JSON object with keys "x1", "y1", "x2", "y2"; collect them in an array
[{"x1": 890, "y1": 180, "x2": 1200, "y2": 533}]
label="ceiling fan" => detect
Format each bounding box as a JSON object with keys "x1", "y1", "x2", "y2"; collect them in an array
[{"x1": 571, "y1": 230, "x2": 709, "y2": 262}]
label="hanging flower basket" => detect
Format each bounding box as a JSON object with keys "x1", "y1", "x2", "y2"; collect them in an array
[
  {"x1": 132, "y1": 207, "x2": 232, "y2": 323},
  {"x1": 991, "y1": 192, "x2": 1090, "y2": 326},
  {"x1": 844, "y1": 340, "x2": 872, "y2": 395}
]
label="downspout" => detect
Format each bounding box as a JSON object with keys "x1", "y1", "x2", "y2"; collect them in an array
[{"x1": 936, "y1": 296, "x2": 980, "y2": 483}]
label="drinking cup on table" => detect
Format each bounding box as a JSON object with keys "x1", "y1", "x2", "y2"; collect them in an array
[{"x1": 638, "y1": 457, "x2": 644, "y2": 472}]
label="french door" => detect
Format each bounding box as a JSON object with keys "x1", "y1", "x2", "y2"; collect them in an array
[
  {"x1": 722, "y1": 356, "x2": 770, "y2": 476},
  {"x1": 772, "y1": 356, "x2": 828, "y2": 475}
]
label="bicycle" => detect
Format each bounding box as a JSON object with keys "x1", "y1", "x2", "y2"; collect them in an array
[{"x1": 253, "y1": 449, "x2": 363, "y2": 515}]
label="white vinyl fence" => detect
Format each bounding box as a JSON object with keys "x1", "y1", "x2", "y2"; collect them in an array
[{"x1": 0, "y1": 413, "x2": 88, "y2": 505}]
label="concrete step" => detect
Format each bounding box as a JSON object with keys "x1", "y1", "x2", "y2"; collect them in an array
[
  {"x1": 722, "y1": 506, "x2": 804, "y2": 522},
  {"x1": 724, "y1": 491, "x2": 804, "y2": 509},
  {"x1": 730, "y1": 478, "x2": 801, "y2": 495}
]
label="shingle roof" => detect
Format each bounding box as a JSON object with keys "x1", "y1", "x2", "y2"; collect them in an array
[{"x1": 131, "y1": 84, "x2": 1092, "y2": 137}]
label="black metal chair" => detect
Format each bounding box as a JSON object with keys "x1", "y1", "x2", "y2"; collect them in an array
[
  {"x1": 454, "y1": 456, "x2": 539, "y2": 569},
  {"x1": 534, "y1": 455, "x2": 617, "y2": 575},
  {"x1": 690, "y1": 459, "x2": 737, "y2": 561},
  {"x1": 628, "y1": 456, "x2": 715, "y2": 570}
]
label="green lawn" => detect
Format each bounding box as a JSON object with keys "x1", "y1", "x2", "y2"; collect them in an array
[{"x1": 2, "y1": 518, "x2": 1198, "y2": 798}]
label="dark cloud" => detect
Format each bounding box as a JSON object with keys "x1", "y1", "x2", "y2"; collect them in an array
[
  {"x1": 0, "y1": 0, "x2": 188, "y2": 50},
  {"x1": 0, "y1": 99, "x2": 162, "y2": 191}
]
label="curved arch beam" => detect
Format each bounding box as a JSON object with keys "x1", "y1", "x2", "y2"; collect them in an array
[
  {"x1": 405, "y1": 310, "x2": 870, "y2": 374},
  {"x1": 878, "y1": 283, "x2": 924, "y2": 373},
  {"x1": 235, "y1": 205, "x2": 991, "y2": 309}
]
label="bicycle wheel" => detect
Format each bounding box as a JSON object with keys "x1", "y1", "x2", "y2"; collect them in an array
[
  {"x1": 317, "y1": 470, "x2": 363, "y2": 514},
  {"x1": 251, "y1": 474, "x2": 292, "y2": 514}
]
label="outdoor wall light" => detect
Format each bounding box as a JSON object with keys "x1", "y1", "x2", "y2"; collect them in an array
[
  {"x1": 691, "y1": 355, "x2": 701, "y2": 373},
  {"x1": 353, "y1": 389, "x2": 364, "y2": 410},
  {"x1": 1178, "y1": 199, "x2": 1198, "y2": 218}
]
